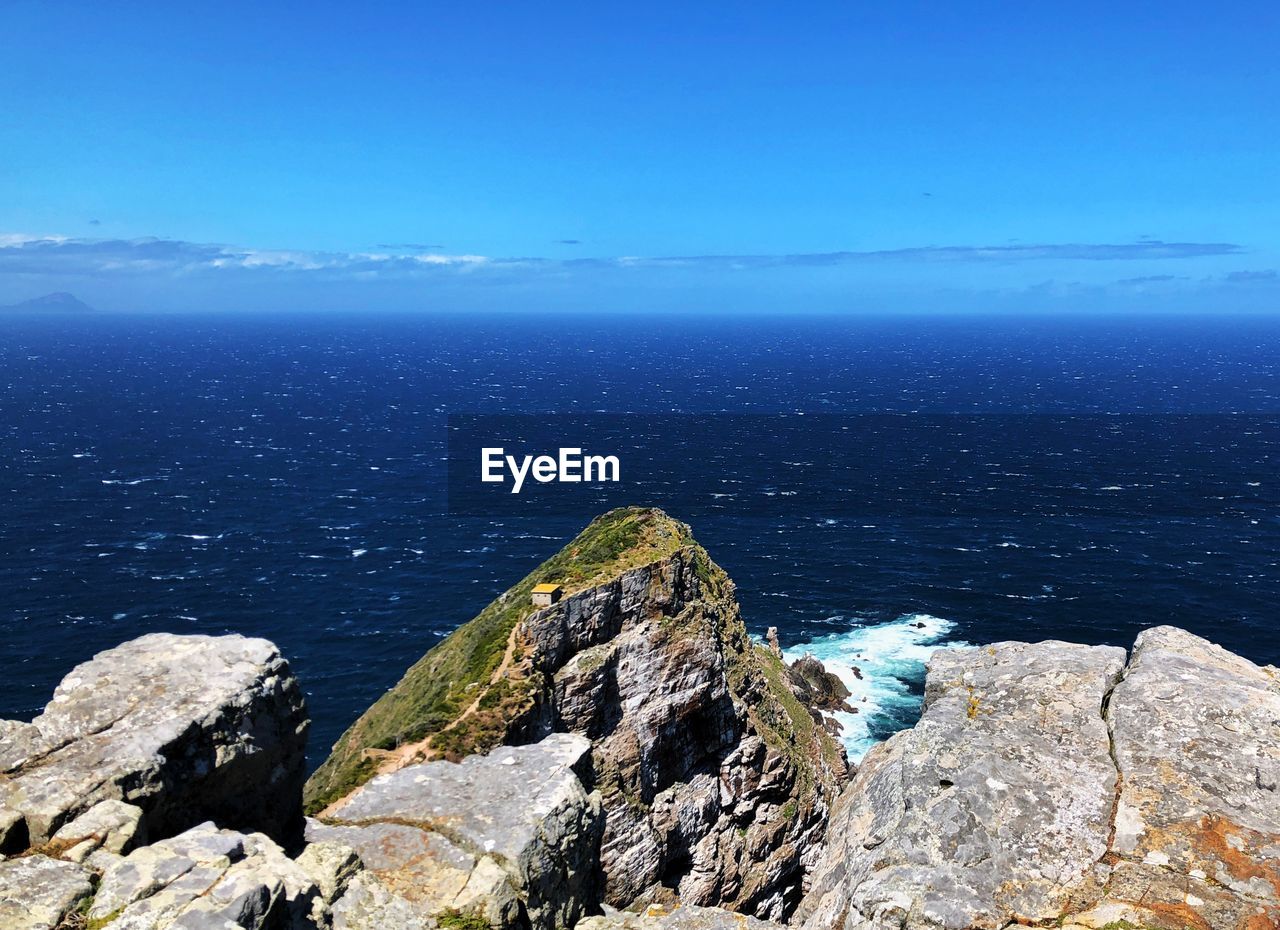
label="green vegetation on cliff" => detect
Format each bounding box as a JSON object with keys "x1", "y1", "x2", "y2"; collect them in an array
[
  {"x1": 305, "y1": 507, "x2": 695, "y2": 812},
  {"x1": 306, "y1": 506, "x2": 845, "y2": 820}
]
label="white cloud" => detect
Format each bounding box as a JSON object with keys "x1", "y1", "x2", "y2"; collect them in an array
[{"x1": 0, "y1": 233, "x2": 1248, "y2": 284}]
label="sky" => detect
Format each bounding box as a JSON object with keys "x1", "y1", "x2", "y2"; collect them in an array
[{"x1": 1, "y1": 1, "x2": 1277, "y2": 313}]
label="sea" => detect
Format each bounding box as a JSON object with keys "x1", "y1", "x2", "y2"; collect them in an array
[{"x1": 2, "y1": 311, "x2": 1277, "y2": 766}]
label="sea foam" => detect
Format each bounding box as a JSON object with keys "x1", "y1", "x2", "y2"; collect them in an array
[{"x1": 783, "y1": 613, "x2": 965, "y2": 762}]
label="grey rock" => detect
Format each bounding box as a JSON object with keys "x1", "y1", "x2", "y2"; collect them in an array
[
  {"x1": 0, "y1": 633, "x2": 308, "y2": 848},
  {"x1": 800, "y1": 639, "x2": 1126, "y2": 930},
  {"x1": 1085, "y1": 625, "x2": 1280, "y2": 928},
  {"x1": 309, "y1": 821, "x2": 519, "y2": 928},
  {"x1": 538, "y1": 548, "x2": 845, "y2": 919},
  {"x1": 101, "y1": 863, "x2": 236, "y2": 930},
  {"x1": 89, "y1": 822, "x2": 247, "y2": 919},
  {"x1": 315, "y1": 733, "x2": 603, "y2": 930},
  {"x1": 0, "y1": 855, "x2": 94, "y2": 930},
  {"x1": 577, "y1": 903, "x2": 786, "y2": 929},
  {"x1": 86, "y1": 822, "x2": 326, "y2": 930},
  {"x1": 800, "y1": 626, "x2": 1280, "y2": 930},
  {"x1": 162, "y1": 860, "x2": 284, "y2": 930},
  {"x1": 0, "y1": 806, "x2": 25, "y2": 855},
  {"x1": 51, "y1": 798, "x2": 145, "y2": 862},
  {"x1": 85, "y1": 847, "x2": 125, "y2": 874},
  {"x1": 295, "y1": 841, "x2": 362, "y2": 905},
  {"x1": 238, "y1": 832, "x2": 327, "y2": 929},
  {"x1": 326, "y1": 873, "x2": 437, "y2": 930}
]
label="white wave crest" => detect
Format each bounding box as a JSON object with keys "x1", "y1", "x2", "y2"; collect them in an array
[{"x1": 783, "y1": 613, "x2": 966, "y2": 763}]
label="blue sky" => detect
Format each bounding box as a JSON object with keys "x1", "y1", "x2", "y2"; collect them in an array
[{"x1": 2, "y1": 1, "x2": 1277, "y2": 313}]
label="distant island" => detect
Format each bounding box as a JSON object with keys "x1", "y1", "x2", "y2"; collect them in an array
[{"x1": 0, "y1": 291, "x2": 96, "y2": 313}]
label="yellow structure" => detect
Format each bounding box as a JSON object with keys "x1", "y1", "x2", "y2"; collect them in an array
[{"x1": 531, "y1": 583, "x2": 563, "y2": 607}]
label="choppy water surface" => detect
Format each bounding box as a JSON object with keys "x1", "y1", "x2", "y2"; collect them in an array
[{"x1": 2, "y1": 312, "x2": 1277, "y2": 765}]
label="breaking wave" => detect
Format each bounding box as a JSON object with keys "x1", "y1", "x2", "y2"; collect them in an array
[{"x1": 784, "y1": 613, "x2": 967, "y2": 763}]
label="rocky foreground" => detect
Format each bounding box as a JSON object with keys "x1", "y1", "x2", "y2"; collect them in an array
[
  {"x1": 1, "y1": 507, "x2": 1277, "y2": 930},
  {"x1": 800, "y1": 626, "x2": 1280, "y2": 929}
]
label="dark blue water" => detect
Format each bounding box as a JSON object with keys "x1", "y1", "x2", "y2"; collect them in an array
[{"x1": 2, "y1": 312, "x2": 1277, "y2": 765}]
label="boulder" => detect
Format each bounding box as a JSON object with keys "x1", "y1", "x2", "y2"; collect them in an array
[
  {"x1": 0, "y1": 633, "x2": 308, "y2": 848},
  {"x1": 1083, "y1": 625, "x2": 1280, "y2": 930},
  {"x1": 85, "y1": 821, "x2": 324, "y2": 930},
  {"x1": 799, "y1": 640, "x2": 1126, "y2": 929},
  {"x1": 310, "y1": 733, "x2": 604, "y2": 930},
  {"x1": 0, "y1": 855, "x2": 93, "y2": 930},
  {"x1": 50, "y1": 798, "x2": 145, "y2": 862},
  {"x1": 799, "y1": 626, "x2": 1280, "y2": 930}
]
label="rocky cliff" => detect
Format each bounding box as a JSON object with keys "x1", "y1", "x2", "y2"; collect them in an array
[
  {"x1": 4, "y1": 508, "x2": 1279, "y2": 930},
  {"x1": 798, "y1": 625, "x2": 1280, "y2": 930},
  {"x1": 307, "y1": 507, "x2": 848, "y2": 920},
  {"x1": 0, "y1": 633, "x2": 309, "y2": 853}
]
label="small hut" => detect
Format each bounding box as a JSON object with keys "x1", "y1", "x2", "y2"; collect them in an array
[{"x1": 531, "y1": 583, "x2": 563, "y2": 607}]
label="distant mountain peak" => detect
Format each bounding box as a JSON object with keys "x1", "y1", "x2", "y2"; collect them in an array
[{"x1": 0, "y1": 292, "x2": 96, "y2": 313}]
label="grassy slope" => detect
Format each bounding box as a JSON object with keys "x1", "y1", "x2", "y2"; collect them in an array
[
  {"x1": 306, "y1": 505, "x2": 844, "y2": 815},
  {"x1": 305, "y1": 507, "x2": 694, "y2": 812}
]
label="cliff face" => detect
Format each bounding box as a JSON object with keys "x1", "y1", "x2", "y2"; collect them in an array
[
  {"x1": 798, "y1": 626, "x2": 1280, "y2": 930},
  {"x1": 307, "y1": 508, "x2": 848, "y2": 920}
]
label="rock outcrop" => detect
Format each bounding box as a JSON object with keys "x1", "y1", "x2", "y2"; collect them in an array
[
  {"x1": 799, "y1": 640, "x2": 1126, "y2": 929},
  {"x1": 309, "y1": 733, "x2": 602, "y2": 930},
  {"x1": 786, "y1": 655, "x2": 854, "y2": 736},
  {"x1": 0, "y1": 855, "x2": 93, "y2": 930},
  {"x1": 0, "y1": 633, "x2": 309, "y2": 852},
  {"x1": 84, "y1": 821, "x2": 328, "y2": 930},
  {"x1": 1072, "y1": 625, "x2": 1280, "y2": 930},
  {"x1": 799, "y1": 626, "x2": 1280, "y2": 930},
  {"x1": 307, "y1": 508, "x2": 848, "y2": 920},
  {"x1": 579, "y1": 902, "x2": 787, "y2": 929}
]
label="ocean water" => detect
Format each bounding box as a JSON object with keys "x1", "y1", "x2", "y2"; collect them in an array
[
  {"x1": 2, "y1": 312, "x2": 1277, "y2": 766},
  {"x1": 782, "y1": 614, "x2": 965, "y2": 761}
]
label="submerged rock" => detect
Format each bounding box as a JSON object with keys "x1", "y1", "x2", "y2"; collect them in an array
[
  {"x1": 309, "y1": 733, "x2": 602, "y2": 930},
  {"x1": 0, "y1": 633, "x2": 309, "y2": 849}
]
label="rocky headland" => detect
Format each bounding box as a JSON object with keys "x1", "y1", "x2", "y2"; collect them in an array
[{"x1": 2, "y1": 507, "x2": 1277, "y2": 930}]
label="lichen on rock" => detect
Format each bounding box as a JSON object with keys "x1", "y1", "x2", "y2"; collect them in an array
[{"x1": 798, "y1": 626, "x2": 1280, "y2": 930}]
